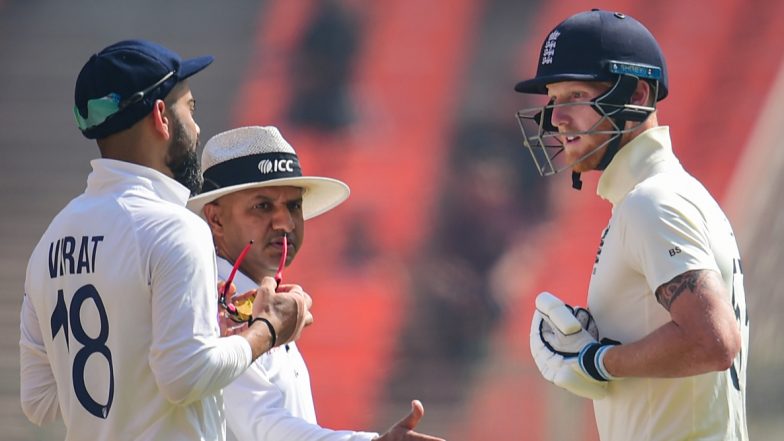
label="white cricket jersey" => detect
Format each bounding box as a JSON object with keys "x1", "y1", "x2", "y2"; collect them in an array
[
  {"x1": 21, "y1": 159, "x2": 253, "y2": 441},
  {"x1": 218, "y1": 257, "x2": 378, "y2": 441},
  {"x1": 589, "y1": 126, "x2": 749, "y2": 441}
]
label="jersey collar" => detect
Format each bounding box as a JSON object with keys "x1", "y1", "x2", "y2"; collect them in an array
[
  {"x1": 597, "y1": 126, "x2": 681, "y2": 206},
  {"x1": 87, "y1": 158, "x2": 192, "y2": 205}
]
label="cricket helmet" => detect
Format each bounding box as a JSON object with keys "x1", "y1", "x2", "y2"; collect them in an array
[{"x1": 514, "y1": 9, "x2": 668, "y2": 188}]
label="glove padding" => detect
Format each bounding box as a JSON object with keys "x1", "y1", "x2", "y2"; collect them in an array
[{"x1": 530, "y1": 292, "x2": 617, "y2": 400}]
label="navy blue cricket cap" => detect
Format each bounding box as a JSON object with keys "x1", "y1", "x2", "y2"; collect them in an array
[
  {"x1": 73, "y1": 39, "x2": 214, "y2": 139},
  {"x1": 515, "y1": 10, "x2": 668, "y2": 101}
]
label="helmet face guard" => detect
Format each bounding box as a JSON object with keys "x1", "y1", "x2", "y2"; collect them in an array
[{"x1": 516, "y1": 74, "x2": 658, "y2": 177}]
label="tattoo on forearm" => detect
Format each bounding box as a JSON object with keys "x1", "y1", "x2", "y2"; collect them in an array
[{"x1": 655, "y1": 270, "x2": 707, "y2": 311}]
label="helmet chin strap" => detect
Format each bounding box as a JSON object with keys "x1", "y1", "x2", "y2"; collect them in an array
[
  {"x1": 596, "y1": 131, "x2": 624, "y2": 171},
  {"x1": 571, "y1": 171, "x2": 583, "y2": 190},
  {"x1": 571, "y1": 74, "x2": 649, "y2": 190},
  {"x1": 570, "y1": 133, "x2": 622, "y2": 190}
]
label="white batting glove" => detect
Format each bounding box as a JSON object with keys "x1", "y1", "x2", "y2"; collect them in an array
[{"x1": 529, "y1": 292, "x2": 619, "y2": 400}]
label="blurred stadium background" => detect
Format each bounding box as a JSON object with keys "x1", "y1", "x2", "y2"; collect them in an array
[{"x1": 1, "y1": 1, "x2": 782, "y2": 440}]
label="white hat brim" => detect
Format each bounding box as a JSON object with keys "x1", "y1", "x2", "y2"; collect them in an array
[{"x1": 187, "y1": 176, "x2": 349, "y2": 220}]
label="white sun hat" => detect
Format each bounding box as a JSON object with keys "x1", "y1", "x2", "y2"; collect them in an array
[{"x1": 187, "y1": 126, "x2": 350, "y2": 220}]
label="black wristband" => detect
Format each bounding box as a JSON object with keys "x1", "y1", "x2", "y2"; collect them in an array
[
  {"x1": 579, "y1": 343, "x2": 608, "y2": 381},
  {"x1": 579, "y1": 339, "x2": 620, "y2": 381},
  {"x1": 248, "y1": 317, "x2": 277, "y2": 348}
]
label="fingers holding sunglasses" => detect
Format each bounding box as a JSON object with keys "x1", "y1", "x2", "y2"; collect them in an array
[
  {"x1": 249, "y1": 277, "x2": 313, "y2": 347},
  {"x1": 276, "y1": 284, "x2": 314, "y2": 337},
  {"x1": 275, "y1": 284, "x2": 313, "y2": 311},
  {"x1": 218, "y1": 308, "x2": 248, "y2": 336}
]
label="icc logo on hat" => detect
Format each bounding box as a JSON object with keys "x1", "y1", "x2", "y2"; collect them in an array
[{"x1": 258, "y1": 159, "x2": 295, "y2": 175}]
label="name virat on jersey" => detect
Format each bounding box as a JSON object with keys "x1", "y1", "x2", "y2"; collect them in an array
[{"x1": 48, "y1": 235, "x2": 104, "y2": 278}]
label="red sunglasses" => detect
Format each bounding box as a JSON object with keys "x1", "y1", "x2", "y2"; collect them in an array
[{"x1": 219, "y1": 235, "x2": 288, "y2": 323}]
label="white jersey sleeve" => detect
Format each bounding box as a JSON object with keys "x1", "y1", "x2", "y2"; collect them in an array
[
  {"x1": 145, "y1": 215, "x2": 251, "y2": 404},
  {"x1": 620, "y1": 181, "x2": 721, "y2": 292},
  {"x1": 19, "y1": 293, "x2": 61, "y2": 425}
]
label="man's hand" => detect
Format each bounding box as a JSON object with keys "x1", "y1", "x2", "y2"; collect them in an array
[
  {"x1": 529, "y1": 292, "x2": 618, "y2": 400},
  {"x1": 251, "y1": 277, "x2": 313, "y2": 347},
  {"x1": 376, "y1": 400, "x2": 446, "y2": 441}
]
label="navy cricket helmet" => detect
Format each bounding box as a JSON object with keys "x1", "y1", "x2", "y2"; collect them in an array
[{"x1": 515, "y1": 9, "x2": 668, "y2": 101}]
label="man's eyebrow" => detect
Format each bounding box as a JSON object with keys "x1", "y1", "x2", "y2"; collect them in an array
[
  {"x1": 250, "y1": 194, "x2": 273, "y2": 203},
  {"x1": 249, "y1": 194, "x2": 302, "y2": 203},
  {"x1": 283, "y1": 196, "x2": 304, "y2": 204}
]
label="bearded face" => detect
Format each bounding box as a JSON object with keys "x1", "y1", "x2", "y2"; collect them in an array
[{"x1": 166, "y1": 114, "x2": 202, "y2": 196}]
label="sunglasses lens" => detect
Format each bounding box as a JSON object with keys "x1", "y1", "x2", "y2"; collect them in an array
[{"x1": 227, "y1": 294, "x2": 256, "y2": 322}]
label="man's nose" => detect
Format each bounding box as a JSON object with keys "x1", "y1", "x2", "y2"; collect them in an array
[
  {"x1": 549, "y1": 104, "x2": 568, "y2": 128},
  {"x1": 271, "y1": 207, "x2": 295, "y2": 232}
]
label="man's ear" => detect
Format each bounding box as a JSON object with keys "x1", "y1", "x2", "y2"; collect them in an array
[
  {"x1": 151, "y1": 100, "x2": 171, "y2": 141},
  {"x1": 202, "y1": 203, "x2": 224, "y2": 237},
  {"x1": 631, "y1": 80, "x2": 654, "y2": 106}
]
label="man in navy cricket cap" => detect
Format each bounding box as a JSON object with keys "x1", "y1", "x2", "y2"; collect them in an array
[
  {"x1": 21, "y1": 40, "x2": 312, "y2": 441},
  {"x1": 518, "y1": 10, "x2": 749, "y2": 441},
  {"x1": 73, "y1": 39, "x2": 213, "y2": 194}
]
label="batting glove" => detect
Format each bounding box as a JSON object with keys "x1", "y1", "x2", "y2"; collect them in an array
[{"x1": 529, "y1": 292, "x2": 619, "y2": 400}]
